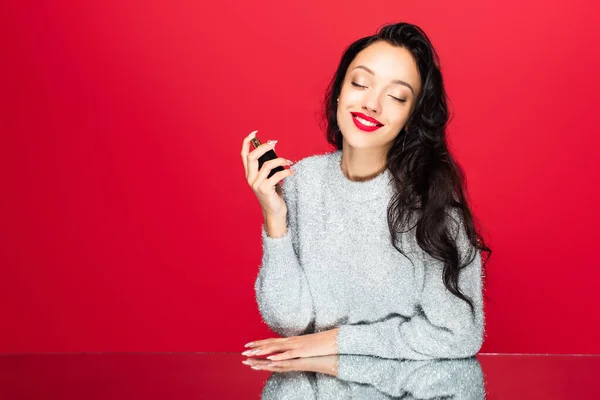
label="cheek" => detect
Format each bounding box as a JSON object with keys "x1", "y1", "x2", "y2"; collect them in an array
[
  {"x1": 336, "y1": 108, "x2": 349, "y2": 126},
  {"x1": 390, "y1": 111, "x2": 410, "y2": 126},
  {"x1": 391, "y1": 117, "x2": 407, "y2": 129},
  {"x1": 341, "y1": 91, "x2": 363, "y2": 104},
  {"x1": 339, "y1": 85, "x2": 362, "y2": 104}
]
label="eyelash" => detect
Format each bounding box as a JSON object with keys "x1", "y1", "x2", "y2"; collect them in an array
[{"x1": 351, "y1": 81, "x2": 406, "y2": 103}]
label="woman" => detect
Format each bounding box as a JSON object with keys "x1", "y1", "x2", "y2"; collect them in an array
[{"x1": 240, "y1": 22, "x2": 491, "y2": 363}]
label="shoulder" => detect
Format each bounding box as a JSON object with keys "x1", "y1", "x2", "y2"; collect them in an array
[
  {"x1": 284, "y1": 150, "x2": 337, "y2": 185},
  {"x1": 280, "y1": 150, "x2": 337, "y2": 199},
  {"x1": 291, "y1": 150, "x2": 336, "y2": 175}
]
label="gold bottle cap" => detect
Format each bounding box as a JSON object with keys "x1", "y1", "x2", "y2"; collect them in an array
[{"x1": 250, "y1": 137, "x2": 261, "y2": 149}]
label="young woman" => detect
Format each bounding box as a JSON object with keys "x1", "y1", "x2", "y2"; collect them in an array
[{"x1": 240, "y1": 22, "x2": 491, "y2": 363}]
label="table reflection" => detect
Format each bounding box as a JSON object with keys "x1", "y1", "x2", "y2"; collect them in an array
[
  {"x1": 261, "y1": 355, "x2": 484, "y2": 399},
  {"x1": 1, "y1": 353, "x2": 599, "y2": 398}
]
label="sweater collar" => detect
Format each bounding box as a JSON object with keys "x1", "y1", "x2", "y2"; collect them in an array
[{"x1": 328, "y1": 150, "x2": 394, "y2": 202}]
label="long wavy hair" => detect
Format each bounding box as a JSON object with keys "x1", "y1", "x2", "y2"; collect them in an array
[{"x1": 321, "y1": 22, "x2": 492, "y2": 315}]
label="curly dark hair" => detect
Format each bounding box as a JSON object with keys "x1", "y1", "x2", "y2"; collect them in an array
[{"x1": 320, "y1": 22, "x2": 492, "y2": 315}]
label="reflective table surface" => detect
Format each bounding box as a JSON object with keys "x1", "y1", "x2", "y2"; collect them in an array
[{"x1": 1, "y1": 353, "x2": 598, "y2": 399}]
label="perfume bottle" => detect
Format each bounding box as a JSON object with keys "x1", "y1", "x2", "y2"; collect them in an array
[{"x1": 250, "y1": 136, "x2": 285, "y2": 179}]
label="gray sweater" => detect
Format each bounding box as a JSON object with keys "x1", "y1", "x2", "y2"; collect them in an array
[{"x1": 255, "y1": 149, "x2": 485, "y2": 360}]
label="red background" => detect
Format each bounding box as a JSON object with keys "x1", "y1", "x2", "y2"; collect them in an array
[{"x1": 1, "y1": 1, "x2": 598, "y2": 354}]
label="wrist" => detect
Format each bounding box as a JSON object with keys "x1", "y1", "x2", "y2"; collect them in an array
[
  {"x1": 331, "y1": 328, "x2": 340, "y2": 354},
  {"x1": 263, "y1": 214, "x2": 287, "y2": 238}
]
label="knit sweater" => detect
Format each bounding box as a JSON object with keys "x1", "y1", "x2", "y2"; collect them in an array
[{"x1": 255, "y1": 149, "x2": 484, "y2": 360}]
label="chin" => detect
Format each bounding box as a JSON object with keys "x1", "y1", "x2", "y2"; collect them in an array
[{"x1": 340, "y1": 129, "x2": 379, "y2": 149}]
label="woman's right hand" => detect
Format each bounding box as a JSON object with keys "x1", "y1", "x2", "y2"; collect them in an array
[{"x1": 241, "y1": 130, "x2": 295, "y2": 218}]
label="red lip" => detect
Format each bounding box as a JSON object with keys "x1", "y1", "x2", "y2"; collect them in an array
[{"x1": 350, "y1": 112, "x2": 383, "y2": 126}]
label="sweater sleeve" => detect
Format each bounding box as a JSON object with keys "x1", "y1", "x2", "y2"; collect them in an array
[
  {"x1": 254, "y1": 167, "x2": 316, "y2": 337},
  {"x1": 336, "y1": 209, "x2": 485, "y2": 360}
]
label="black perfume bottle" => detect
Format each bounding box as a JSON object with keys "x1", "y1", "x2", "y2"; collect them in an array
[{"x1": 250, "y1": 137, "x2": 285, "y2": 179}]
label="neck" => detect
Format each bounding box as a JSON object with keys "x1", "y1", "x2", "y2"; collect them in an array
[{"x1": 340, "y1": 142, "x2": 389, "y2": 182}]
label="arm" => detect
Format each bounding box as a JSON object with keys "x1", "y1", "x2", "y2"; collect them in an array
[
  {"x1": 254, "y1": 167, "x2": 316, "y2": 337},
  {"x1": 336, "y1": 209, "x2": 485, "y2": 360}
]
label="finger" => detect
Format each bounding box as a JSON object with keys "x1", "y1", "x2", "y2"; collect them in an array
[
  {"x1": 242, "y1": 358, "x2": 271, "y2": 367},
  {"x1": 266, "y1": 350, "x2": 298, "y2": 361},
  {"x1": 242, "y1": 344, "x2": 283, "y2": 357},
  {"x1": 254, "y1": 159, "x2": 293, "y2": 192},
  {"x1": 246, "y1": 341, "x2": 295, "y2": 357},
  {"x1": 242, "y1": 348, "x2": 262, "y2": 357},
  {"x1": 261, "y1": 166, "x2": 295, "y2": 191},
  {"x1": 243, "y1": 337, "x2": 286, "y2": 350},
  {"x1": 265, "y1": 360, "x2": 294, "y2": 368},
  {"x1": 246, "y1": 140, "x2": 279, "y2": 183},
  {"x1": 254, "y1": 364, "x2": 291, "y2": 372},
  {"x1": 240, "y1": 130, "x2": 258, "y2": 176}
]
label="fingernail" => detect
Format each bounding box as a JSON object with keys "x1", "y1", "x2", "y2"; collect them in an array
[
  {"x1": 249, "y1": 130, "x2": 257, "y2": 138},
  {"x1": 251, "y1": 366, "x2": 261, "y2": 370},
  {"x1": 244, "y1": 342, "x2": 254, "y2": 348},
  {"x1": 266, "y1": 355, "x2": 275, "y2": 360},
  {"x1": 285, "y1": 159, "x2": 293, "y2": 164},
  {"x1": 267, "y1": 140, "x2": 278, "y2": 146}
]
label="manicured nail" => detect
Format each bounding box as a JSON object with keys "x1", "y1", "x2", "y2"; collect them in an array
[
  {"x1": 285, "y1": 159, "x2": 293, "y2": 164},
  {"x1": 249, "y1": 130, "x2": 257, "y2": 138},
  {"x1": 266, "y1": 355, "x2": 276, "y2": 360},
  {"x1": 251, "y1": 366, "x2": 261, "y2": 370},
  {"x1": 267, "y1": 140, "x2": 278, "y2": 146},
  {"x1": 244, "y1": 342, "x2": 254, "y2": 348}
]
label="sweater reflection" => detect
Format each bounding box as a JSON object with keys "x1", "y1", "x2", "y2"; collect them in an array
[{"x1": 260, "y1": 355, "x2": 485, "y2": 399}]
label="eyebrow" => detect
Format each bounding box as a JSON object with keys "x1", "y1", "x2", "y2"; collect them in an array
[{"x1": 352, "y1": 65, "x2": 415, "y2": 95}]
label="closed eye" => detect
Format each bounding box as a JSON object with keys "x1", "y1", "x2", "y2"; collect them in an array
[
  {"x1": 390, "y1": 96, "x2": 407, "y2": 103},
  {"x1": 351, "y1": 82, "x2": 406, "y2": 103}
]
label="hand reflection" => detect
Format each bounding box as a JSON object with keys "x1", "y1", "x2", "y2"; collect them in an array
[
  {"x1": 243, "y1": 354, "x2": 339, "y2": 376},
  {"x1": 256, "y1": 355, "x2": 486, "y2": 399}
]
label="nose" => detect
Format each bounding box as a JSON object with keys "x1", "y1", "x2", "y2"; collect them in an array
[{"x1": 362, "y1": 90, "x2": 381, "y2": 114}]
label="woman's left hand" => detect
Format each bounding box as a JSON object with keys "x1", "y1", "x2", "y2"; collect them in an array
[{"x1": 242, "y1": 328, "x2": 339, "y2": 361}]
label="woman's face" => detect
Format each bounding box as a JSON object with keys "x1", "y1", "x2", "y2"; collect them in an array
[{"x1": 336, "y1": 41, "x2": 422, "y2": 150}]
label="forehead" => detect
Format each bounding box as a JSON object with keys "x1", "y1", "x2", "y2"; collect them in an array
[{"x1": 349, "y1": 41, "x2": 421, "y2": 91}]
